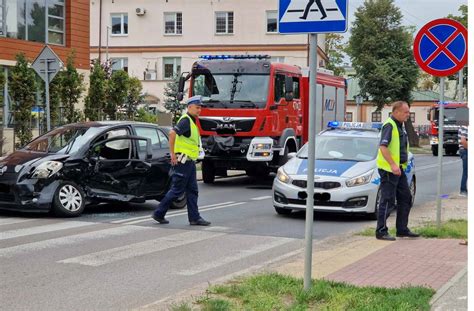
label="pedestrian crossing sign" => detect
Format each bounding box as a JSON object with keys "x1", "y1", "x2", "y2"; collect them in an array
[{"x1": 278, "y1": 0, "x2": 348, "y2": 34}]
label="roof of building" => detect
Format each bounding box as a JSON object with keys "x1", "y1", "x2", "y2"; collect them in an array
[{"x1": 346, "y1": 77, "x2": 454, "y2": 102}]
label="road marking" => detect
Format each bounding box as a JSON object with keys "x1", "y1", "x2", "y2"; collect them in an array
[
  {"x1": 0, "y1": 218, "x2": 37, "y2": 226},
  {"x1": 110, "y1": 201, "x2": 236, "y2": 224},
  {"x1": 0, "y1": 225, "x2": 151, "y2": 258},
  {"x1": 58, "y1": 230, "x2": 226, "y2": 266},
  {"x1": 123, "y1": 202, "x2": 246, "y2": 225},
  {"x1": 0, "y1": 221, "x2": 95, "y2": 241},
  {"x1": 251, "y1": 196, "x2": 272, "y2": 201},
  {"x1": 177, "y1": 237, "x2": 295, "y2": 276},
  {"x1": 417, "y1": 160, "x2": 460, "y2": 171}
]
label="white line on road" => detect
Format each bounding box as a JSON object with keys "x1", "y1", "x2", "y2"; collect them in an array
[
  {"x1": 0, "y1": 225, "x2": 151, "y2": 258},
  {"x1": 58, "y1": 230, "x2": 226, "y2": 266},
  {"x1": 0, "y1": 218, "x2": 37, "y2": 226},
  {"x1": 177, "y1": 237, "x2": 295, "y2": 276},
  {"x1": 417, "y1": 160, "x2": 460, "y2": 171},
  {"x1": 251, "y1": 196, "x2": 272, "y2": 201},
  {"x1": 123, "y1": 202, "x2": 246, "y2": 225},
  {"x1": 110, "y1": 201, "x2": 236, "y2": 224},
  {"x1": 0, "y1": 221, "x2": 95, "y2": 241}
]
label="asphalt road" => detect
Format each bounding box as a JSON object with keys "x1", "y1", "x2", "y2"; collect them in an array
[{"x1": 0, "y1": 154, "x2": 462, "y2": 310}]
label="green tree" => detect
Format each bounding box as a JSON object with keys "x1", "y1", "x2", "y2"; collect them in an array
[
  {"x1": 84, "y1": 60, "x2": 107, "y2": 121},
  {"x1": 164, "y1": 74, "x2": 185, "y2": 124},
  {"x1": 0, "y1": 70, "x2": 5, "y2": 154},
  {"x1": 105, "y1": 70, "x2": 129, "y2": 119},
  {"x1": 58, "y1": 52, "x2": 85, "y2": 124},
  {"x1": 125, "y1": 77, "x2": 145, "y2": 120},
  {"x1": 347, "y1": 0, "x2": 419, "y2": 145},
  {"x1": 135, "y1": 108, "x2": 158, "y2": 123},
  {"x1": 9, "y1": 53, "x2": 36, "y2": 148},
  {"x1": 325, "y1": 33, "x2": 346, "y2": 76}
]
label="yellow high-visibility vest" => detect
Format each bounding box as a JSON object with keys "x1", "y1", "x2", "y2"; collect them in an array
[
  {"x1": 376, "y1": 117, "x2": 409, "y2": 172},
  {"x1": 174, "y1": 114, "x2": 200, "y2": 160}
]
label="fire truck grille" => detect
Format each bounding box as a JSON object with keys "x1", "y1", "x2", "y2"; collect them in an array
[{"x1": 200, "y1": 118, "x2": 255, "y2": 132}]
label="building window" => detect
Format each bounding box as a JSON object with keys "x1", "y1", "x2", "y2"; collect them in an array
[
  {"x1": 345, "y1": 112, "x2": 353, "y2": 122},
  {"x1": 3, "y1": 0, "x2": 65, "y2": 45},
  {"x1": 410, "y1": 112, "x2": 415, "y2": 123},
  {"x1": 111, "y1": 58, "x2": 128, "y2": 73},
  {"x1": 163, "y1": 57, "x2": 181, "y2": 80},
  {"x1": 215, "y1": 11, "x2": 233, "y2": 34},
  {"x1": 111, "y1": 13, "x2": 128, "y2": 35},
  {"x1": 266, "y1": 11, "x2": 277, "y2": 33},
  {"x1": 164, "y1": 12, "x2": 182, "y2": 35},
  {"x1": 372, "y1": 111, "x2": 382, "y2": 122},
  {"x1": 270, "y1": 56, "x2": 285, "y2": 63}
]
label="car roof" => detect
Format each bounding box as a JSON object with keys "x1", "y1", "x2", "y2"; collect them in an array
[
  {"x1": 319, "y1": 128, "x2": 381, "y2": 138},
  {"x1": 61, "y1": 121, "x2": 163, "y2": 129}
]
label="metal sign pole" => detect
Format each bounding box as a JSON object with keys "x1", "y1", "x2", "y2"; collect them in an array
[
  {"x1": 45, "y1": 59, "x2": 51, "y2": 132},
  {"x1": 436, "y1": 77, "x2": 444, "y2": 228},
  {"x1": 458, "y1": 68, "x2": 463, "y2": 101},
  {"x1": 304, "y1": 33, "x2": 317, "y2": 291}
]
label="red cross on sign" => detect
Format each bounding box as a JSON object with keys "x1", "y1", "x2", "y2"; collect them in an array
[{"x1": 413, "y1": 18, "x2": 467, "y2": 77}]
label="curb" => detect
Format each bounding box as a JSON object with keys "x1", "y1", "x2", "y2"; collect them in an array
[{"x1": 429, "y1": 266, "x2": 467, "y2": 306}]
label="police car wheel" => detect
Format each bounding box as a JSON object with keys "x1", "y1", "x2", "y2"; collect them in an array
[
  {"x1": 170, "y1": 193, "x2": 187, "y2": 209},
  {"x1": 369, "y1": 189, "x2": 381, "y2": 220},
  {"x1": 275, "y1": 206, "x2": 292, "y2": 215},
  {"x1": 409, "y1": 177, "x2": 416, "y2": 207},
  {"x1": 52, "y1": 181, "x2": 85, "y2": 217}
]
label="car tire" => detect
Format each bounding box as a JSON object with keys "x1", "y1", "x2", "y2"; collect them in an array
[
  {"x1": 368, "y1": 189, "x2": 381, "y2": 220},
  {"x1": 52, "y1": 181, "x2": 86, "y2": 217},
  {"x1": 432, "y1": 146, "x2": 438, "y2": 156},
  {"x1": 202, "y1": 160, "x2": 215, "y2": 184},
  {"x1": 170, "y1": 193, "x2": 187, "y2": 209},
  {"x1": 275, "y1": 206, "x2": 292, "y2": 215},
  {"x1": 409, "y1": 176, "x2": 416, "y2": 207}
]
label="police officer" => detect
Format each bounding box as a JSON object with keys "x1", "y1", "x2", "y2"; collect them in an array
[
  {"x1": 152, "y1": 95, "x2": 211, "y2": 226},
  {"x1": 375, "y1": 101, "x2": 419, "y2": 241}
]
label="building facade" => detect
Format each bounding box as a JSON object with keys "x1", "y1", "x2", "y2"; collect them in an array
[
  {"x1": 1, "y1": 0, "x2": 90, "y2": 154},
  {"x1": 90, "y1": 0, "x2": 328, "y2": 113}
]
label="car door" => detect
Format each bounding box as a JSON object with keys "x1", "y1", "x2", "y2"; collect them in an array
[
  {"x1": 86, "y1": 130, "x2": 151, "y2": 200},
  {"x1": 134, "y1": 126, "x2": 171, "y2": 197}
]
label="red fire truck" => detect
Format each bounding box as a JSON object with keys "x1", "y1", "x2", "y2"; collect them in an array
[
  {"x1": 178, "y1": 55, "x2": 346, "y2": 183},
  {"x1": 427, "y1": 102, "x2": 468, "y2": 156}
]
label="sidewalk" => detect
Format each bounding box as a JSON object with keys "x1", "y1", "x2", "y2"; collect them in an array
[{"x1": 274, "y1": 194, "x2": 468, "y2": 310}]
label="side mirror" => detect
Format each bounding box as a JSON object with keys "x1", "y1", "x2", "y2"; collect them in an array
[
  {"x1": 285, "y1": 76, "x2": 294, "y2": 101},
  {"x1": 177, "y1": 77, "x2": 185, "y2": 101}
]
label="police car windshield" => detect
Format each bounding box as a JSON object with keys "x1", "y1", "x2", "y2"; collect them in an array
[{"x1": 298, "y1": 136, "x2": 380, "y2": 161}]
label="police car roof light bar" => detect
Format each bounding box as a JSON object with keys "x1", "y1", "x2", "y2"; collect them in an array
[
  {"x1": 327, "y1": 121, "x2": 383, "y2": 131},
  {"x1": 199, "y1": 54, "x2": 271, "y2": 60}
]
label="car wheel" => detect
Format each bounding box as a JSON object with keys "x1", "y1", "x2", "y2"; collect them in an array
[
  {"x1": 170, "y1": 193, "x2": 187, "y2": 209},
  {"x1": 368, "y1": 189, "x2": 381, "y2": 220},
  {"x1": 275, "y1": 206, "x2": 292, "y2": 215},
  {"x1": 202, "y1": 160, "x2": 215, "y2": 184},
  {"x1": 409, "y1": 176, "x2": 416, "y2": 207},
  {"x1": 52, "y1": 182, "x2": 86, "y2": 217},
  {"x1": 432, "y1": 146, "x2": 438, "y2": 156}
]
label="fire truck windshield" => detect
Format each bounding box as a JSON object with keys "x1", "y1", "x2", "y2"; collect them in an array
[
  {"x1": 434, "y1": 107, "x2": 469, "y2": 124},
  {"x1": 192, "y1": 73, "x2": 269, "y2": 108}
]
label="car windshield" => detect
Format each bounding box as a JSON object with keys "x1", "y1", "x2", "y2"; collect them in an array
[
  {"x1": 192, "y1": 73, "x2": 269, "y2": 108},
  {"x1": 24, "y1": 126, "x2": 103, "y2": 154},
  {"x1": 297, "y1": 136, "x2": 380, "y2": 161}
]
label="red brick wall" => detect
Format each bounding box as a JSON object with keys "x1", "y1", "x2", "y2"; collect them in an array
[{"x1": 0, "y1": 0, "x2": 90, "y2": 69}]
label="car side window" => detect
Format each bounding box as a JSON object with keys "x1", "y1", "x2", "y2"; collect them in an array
[
  {"x1": 135, "y1": 127, "x2": 161, "y2": 150},
  {"x1": 92, "y1": 128, "x2": 131, "y2": 160},
  {"x1": 157, "y1": 129, "x2": 169, "y2": 149},
  {"x1": 274, "y1": 74, "x2": 286, "y2": 102}
]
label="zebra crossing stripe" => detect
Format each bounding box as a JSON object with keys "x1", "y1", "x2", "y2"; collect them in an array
[
  {"x1": 177, "y1": 237, "x2": 295, "y2": 276},
  {"x1": 0, "y1": 225, "x2": 151, "y2": 258},
  {"x1": 0, "y1": 218, "x2": 37, "y2": 226},
  {"x1": 0, "y1": 221, "x2": 95, "y2": 241},
  {"x1": 251, "y1": 196, "x2": 272, "y2": 201},
  {"x1": 58, "y1": 230, "x2": 226, "y2": 266}
]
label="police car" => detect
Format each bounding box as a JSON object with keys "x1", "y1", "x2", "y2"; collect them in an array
[{"x1": 272, "y1": 122, "x2": 416, "y2": 219}]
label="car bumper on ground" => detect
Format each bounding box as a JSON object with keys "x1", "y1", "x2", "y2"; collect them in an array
[{"x1": 272, "y1": 177, "x2": 378, "y2": 214}]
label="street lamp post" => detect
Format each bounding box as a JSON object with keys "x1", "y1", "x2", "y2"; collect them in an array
[
  {"x1": 106, "y1": 26, "x2": 111, "y2": 62},
  {"x1": 355, "y1": 95, "x2": 363, "y2": 122}
]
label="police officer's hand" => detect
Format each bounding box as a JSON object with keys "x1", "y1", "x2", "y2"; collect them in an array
[
  {"x1": 170, "y1": 153, "x2": 178, "y2": 166},
  {"x1": 391, "y1": 163, "x2": 401, "y2": 176}
]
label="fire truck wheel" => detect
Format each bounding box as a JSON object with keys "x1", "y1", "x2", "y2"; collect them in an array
[
  {"x1": 431, "y1": 146, "x2": 438, "y2": 156},
  {"x1": 202, "y1": 160, "x2": 215, "y2": 184},
  {"x1": 278, "y1": 146, "x2": 290, "y2": 166}
]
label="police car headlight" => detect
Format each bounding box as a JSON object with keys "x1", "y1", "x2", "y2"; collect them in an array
[
  {"x1": 31, "y1": 161, "x2": 63, "y2": 179},
  {"x1": 276, "y1": 167, "x2": 291, "y2": 184},
  {"x1": 346, "y1": 169, "x2": 374, "y2": 187}
]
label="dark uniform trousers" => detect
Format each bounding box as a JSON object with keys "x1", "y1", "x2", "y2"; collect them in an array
[
  {"x1": 376, "y1": 168, "x2": 412, "y2": 236},
  {"x1": 153, "y1": 160, "x2": 201, "y2": 222}
]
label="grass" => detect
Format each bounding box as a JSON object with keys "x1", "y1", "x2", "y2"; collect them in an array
[
  {"x1": 409, "y1": 146, "x2": 432, "y2": 155},
  {"x1": 186, "y1": 273, "x2": 434, "y2": 311},
  {"x1": 358, "y1": 219, "x2": 467, "y2": 239}
]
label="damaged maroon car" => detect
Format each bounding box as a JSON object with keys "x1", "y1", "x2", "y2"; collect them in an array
[{"x1": 0, "y1": 121, "x2": 186, "y2": 217}]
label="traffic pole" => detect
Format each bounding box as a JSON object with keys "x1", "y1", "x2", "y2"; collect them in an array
[
  {"x1": 436, "y1": 77, "x2": 444, "y2": 228},
  {"x1": 45, "y1": 59, "x2": 51, "y2": 132},
  {"x1": 304, "y1": 33, "x2": 317, "y2": 290}
]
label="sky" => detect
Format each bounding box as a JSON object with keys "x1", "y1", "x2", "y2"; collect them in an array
[{"x1": 342, "y1": 0, "x2": 467, "y2": 64}]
